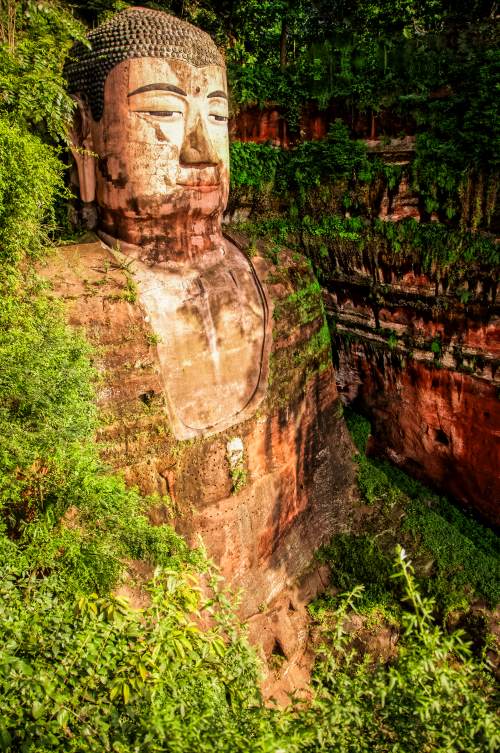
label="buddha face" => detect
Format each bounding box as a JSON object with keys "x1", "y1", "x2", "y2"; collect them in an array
[{"x1": 72, "y1": 56, "x2": 230, "y2": 253}]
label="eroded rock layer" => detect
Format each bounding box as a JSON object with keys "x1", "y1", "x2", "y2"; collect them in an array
[{"x1": 325, "y1": 250, "x2": 499, "y2": 525}]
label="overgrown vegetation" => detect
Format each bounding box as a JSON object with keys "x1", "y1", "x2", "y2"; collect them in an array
[
  {"x1": 300, "y1": 550, "x2": 498, "y2": 753},
  {"x1": 320, "y1": 410, "x2": 500, "y2": 616},
  {"x1": 67, "y1": 0, "x2": 498, "y2": 229},
  {"x1": 0, "y1": 1, "x2": 498, "y2": 751},
  {"x1": 0, "y1": 567, "x2": 276, "y2": 752},
  {"x1": 232, "y1": 213, "x2": 498, "y2": 299},
  {"x1": 228, "y1": 124, "x2": 498, "y2": 293}
]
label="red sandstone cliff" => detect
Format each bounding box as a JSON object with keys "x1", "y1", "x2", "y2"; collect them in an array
[
  {"x1": 227, "y1": 106, "x2": 499, "y2": 524},
  {"x1": 326, "y1": 252, "x2": 499, "y2": 525}
]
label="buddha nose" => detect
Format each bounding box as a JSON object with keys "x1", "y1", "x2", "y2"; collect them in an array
[{"x1": 180, "y1": 114, "x2": 219, "y2": 165}]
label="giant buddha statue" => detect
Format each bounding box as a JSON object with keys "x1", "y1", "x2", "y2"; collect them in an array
[
  {"x1": 58, "y1": 7, "x2": 355, "y2": 699},
  {"x1": 65, "y1": 7, "x2": 270, "y2": 439}
]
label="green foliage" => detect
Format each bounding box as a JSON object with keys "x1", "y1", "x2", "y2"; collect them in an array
[
  {"x1": 230, "y1": 122, "x2": 374, "y2": 201},
  {"x1": 410, "y1": 26, "x2": 499, "y2": 225},
  {"x1": 232, "y1": 208, "x2": 499, "y2": 292},
  {"x1": 280, "y1": 121, "x2": 374, "y2": 195},
  {"x1": 321, "y1": 534, "x2": 398, "y2": 609},
  {"x1": 328, "y1": 409, "x2": 500, "y2": 613},
  {"x1": 295, "y1": 320, "x2": 331, "y2": 368},
  {"x1": 0, "y1": 278, "x2": 198, "y2": 595},
  {"x1": 0, "y1": 285, "x2": 94, "y2": 524},
  {"x1": 371, "y1": 217, "x2": 500, "y2": 273},
  {"x1": 0, "y1": 2, "x2": 88, "y2": 272},
  {"x1": 228, "y1": 132, "x2": 498, "y2": 288},
  {"x1": 222, "y1": 3, "x2": 498, "y2": 230},
  {"x1": 0, "y1": 567, "x2": 278, "y2": 753},
  {"x1": 431, "y1": 337, "x2": 442, "y2": 356},
  {"x1": 230, "y1": 465, "x2": 248, "y2": 494},
  {"x1": 230, "y1": 140, "x2": 282, "y2": 191},
  {"x1": 274, "y1": 278, "x2": 323, "y2": 326},
  {"x1": 0, "y1": 119, "x2": 65, "y2": 269},
  {"x1": 0, "y1": 1, "x2": 85, "y2": 141},
  {"x1": 296, "y1": 550, "x2": 499, "y2": 753}
]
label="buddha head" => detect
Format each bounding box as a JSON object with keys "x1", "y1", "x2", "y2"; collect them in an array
[{"x1": 65, "y1": 7, "x2": 229, "y2": 264}]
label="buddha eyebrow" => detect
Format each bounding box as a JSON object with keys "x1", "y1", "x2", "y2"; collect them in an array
[
  {"x1": 207, "y1": 90, "x2": 227, "y2": 99},
  {"x1": 128, "y1": 83, "x2": 187, "y2": 97}
]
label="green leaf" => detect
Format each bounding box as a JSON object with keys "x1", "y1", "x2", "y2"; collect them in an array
[
  {"x1": 109, "y1": 685, "x2": 120, "y2": 701},
  {"x1": 56, "y1": 708, "x2": 69, "y2": 727},
  {"x1": 31, "y1": 700, "x2": 44, "y2": 719},
  {"x1": 122, "y1": 683, "x2": 130, "y2": 704},
  {"x1": 0, "y1": 725, "x2": 12, "y2": 752}
]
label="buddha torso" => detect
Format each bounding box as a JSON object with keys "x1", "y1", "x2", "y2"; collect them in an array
[{"x1": 108, "y1": 237, "x2": 270, "y2": 439}]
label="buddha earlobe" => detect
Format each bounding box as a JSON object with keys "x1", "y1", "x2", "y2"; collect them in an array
[{"x1": 69, "y1": 96, "x2": 97, "y2": 203}]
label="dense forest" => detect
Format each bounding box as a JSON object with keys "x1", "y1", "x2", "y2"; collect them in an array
[{"x1": 0, "y1": 1, "x2": 498, "y2": 751}]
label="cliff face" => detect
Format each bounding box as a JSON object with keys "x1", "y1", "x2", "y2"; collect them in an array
[
  {"x1": 230, "y1": 105, "x2": 328, "y2": 146},
  {"x1": 227, "y1": 107, "x2": 499, "y2": 523},
  {"x1": 328, "y1": 280, "x2": 499, "y2": 525},
  {"x1": 315, "y1": 173, "x2": 499, "y2": 523},
  {"x1": 42, "y1": 235, "x2": 356, "y2": 698},
  {"x1": 229, "y1": 105, "x2": 416, "y2": 146}
]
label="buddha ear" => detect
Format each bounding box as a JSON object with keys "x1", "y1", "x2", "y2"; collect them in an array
[{"x1": 69, "y1": 96, "x2": 96, "y2": 203}]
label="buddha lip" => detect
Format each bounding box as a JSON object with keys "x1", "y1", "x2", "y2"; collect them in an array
[
  {"x1": 177, "y1": 166, "x2": 220, "y2": 187},
  {"x1": 176, "y1": 182, "x2": 220, "y2": 189}
]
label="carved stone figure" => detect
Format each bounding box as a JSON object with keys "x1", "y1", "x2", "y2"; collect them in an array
[
  {"x1": 66, "y1": 7, "x2": 270, "y2": 439},
  {"x1": 59, "y1": 7, "x2": 355, "y2": 699}
]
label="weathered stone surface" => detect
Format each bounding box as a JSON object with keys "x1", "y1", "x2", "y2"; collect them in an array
[
  {"x1": 68, "y1": 12, "x2": 272, "y2": 440},
  {"x1": 41, "y1": 236, "x2": 356, "y2": 697},
  {"x1": 107, "y1": 236, "x2": 272, "y2": 440},
  {"x1": 327, "y1": 266, "x2": 500, "y2": 525},
  {"x1": 378, "y1": 173, "x2": 420, "y2": 222}
]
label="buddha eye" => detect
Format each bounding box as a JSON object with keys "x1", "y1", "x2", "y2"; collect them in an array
[
  {"x1": 137, "y1": 110, "x2": 183, "y2": 120},
  {"x1": 152, "y1": 111, "x2": 182, "y2": 118},
  {"x1": 209, "y1": 114, "x2": 228, "y2": 123}
]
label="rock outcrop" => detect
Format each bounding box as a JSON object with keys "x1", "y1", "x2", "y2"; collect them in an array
[
  {"x1": 42, "y1": 234, "x2": 356, "y2": 698},
  {"x1": 326, "y1": 251, "x2": 499, "y2": 525}
]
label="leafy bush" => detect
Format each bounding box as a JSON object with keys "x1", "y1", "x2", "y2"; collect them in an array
[
  {"x1": 0, "y1": 120, "x2": 64, "y2": 268},
  {"x1": 0, "y1": 1, "x2": 84, "y2": 141},
  {"x1": 0, "y1": 567, "x2": 277, "y2": 753},
  {"x1": 372, "y1": 217, "x2": 499, "y2": 274},
  {"x1": 295, "y1": 550, "x2": 499, "y2": 753},
  {"x1": 283, "y1": 121, "x2": 374, "y2": 190},
  {"x1": 230, "y1": 140, "x2": 283, "y2": 191},
  {"x1": 230, "y1": 122, "x2": 373, "y2": 199}
]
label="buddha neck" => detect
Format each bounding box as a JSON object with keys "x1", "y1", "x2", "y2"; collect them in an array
[{"x1": 97, "y1": 206, "x2": 226, "y2": 268}]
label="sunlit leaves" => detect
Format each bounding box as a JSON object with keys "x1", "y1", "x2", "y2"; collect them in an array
[{"x1": 0, "y1": 567, "x2": 272, "y2": 752}]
